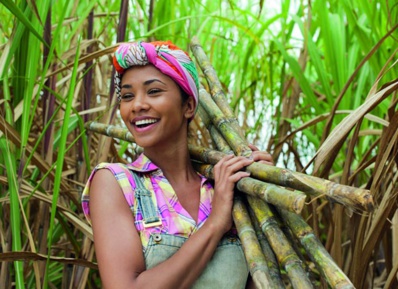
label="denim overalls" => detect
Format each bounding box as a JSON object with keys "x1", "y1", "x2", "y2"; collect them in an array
[
  {"x1": 144, "y1": 233, "x2": 248, "y2": 288},
  {"x1": 132, "y1": 166, "x2": 249, "y2": 289}
]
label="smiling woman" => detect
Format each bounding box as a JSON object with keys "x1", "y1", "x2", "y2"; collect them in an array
[{"x1": 81, "y1": 41, "x2": 273, "y2": 289}]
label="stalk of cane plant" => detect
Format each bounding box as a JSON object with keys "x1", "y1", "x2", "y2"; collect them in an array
[
  {"x1": 233, "y1": 195, "x2": 272, "y2": 289},
  {"x1": 85, "y1": 121, "x2": 135, "y2": 143},
  {"x1": 188, "y1": 145, "x2": 373, "y2": 212},
  {"x1": 198, "y1": 86, "x2": 252, "y2": 157},
  {"x1": 245, "y1": 162, "x2": 373, "y2": 212},
  {"x1": 195, "y1": 107, "x2": 306, "y2": 214},
  {"x1": 190, "y1": 54, "x2": 374, "y2": 212},
  {"x1": 247, "y1": 196, "x2": 314, "y2": 289},
  {"x1": 192, "y1": 163, "x2": 305, "y2": 214},
  {"x1": 197, "y1": 105, "x2": 232, "y2": 154},
  {"x1": 248, "y1": 208, "x2": 286, "y2": 289},
  {"x1": 197, "y1": 91, "x2": 276, "y2": 286},
  {"x1": 235, "y1": 175, "x2": 306, "y2": 214},
  {"x1": 276, "y1": 208, "x2": 355, "y2": 289},
  {"x1": 190, "y1": 37, "x2": 245, "y2": 140}
]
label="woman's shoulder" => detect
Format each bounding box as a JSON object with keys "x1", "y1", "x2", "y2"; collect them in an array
[{"x1": 82, "y1": 162, "x2": 135, "y2": 224}]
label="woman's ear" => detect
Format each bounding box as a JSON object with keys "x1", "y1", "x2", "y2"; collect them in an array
[{"x1": 184, "y1": 96, "x2": 196, "y2": 119}]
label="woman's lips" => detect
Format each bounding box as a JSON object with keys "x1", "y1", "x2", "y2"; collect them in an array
[{"x1": 132, "y1": 118, "x2": 159, "y2": 132}]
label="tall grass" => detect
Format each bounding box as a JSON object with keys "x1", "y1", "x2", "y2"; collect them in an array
[{"x1": 0, "y1": 0, "x2": 397, "y2": 288}]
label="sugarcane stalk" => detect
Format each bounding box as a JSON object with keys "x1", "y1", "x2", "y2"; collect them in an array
[
  {"x1": 195, "y1": 58, "x2": 358, "y2": 287},
  {"x1": 197, "y1": 105, "x2": 232, "y2": 154},
  {"x1": 198, "y1": 89, "x2": 277, "y2": 287},
  {"x1": 191, "y1": 37, "x2": 363, "y2": 287},
  {"x1": 233, "y1": 195, "x2": 272, "y2": 289},
  {"x1": 85, "y1": 121, "x2": 135, "y2": 142},
  {"x1": 248, "y1": 207, "x2": 286, "y2": 289},
  {"x1": 193, "y1": 61, "x2": 373, "y2": 213},
  {"x1": 190, "y1": 38, "x2": 373, "y2": 214},
  {"x1": 85, "y1": 122, "x2": 305, "y2": 213},
  {"x1": 190, "y1": 37, "x2": 245, "y2": 139},
  {"x1": 197, "y1": 106, "x2": 307, "y2": 214},
  {"x1": 276, "y1": 208, "x2": 355, "y2": 289},
  {"x1": 192, "y1": 163, "x2": 305, "y2": 214},
  {"x1": 247, "y1": 196, "x2": 314, "y2": 289},
  {"x1": 188, "y1": 145, "x2": 374, "y2": 212},
  {"x1": 199, "y1": 86, "x2": 252, "y2": 157},
  {"x1": 235, "y1": 175, "x2": 306, "y2": 214}
]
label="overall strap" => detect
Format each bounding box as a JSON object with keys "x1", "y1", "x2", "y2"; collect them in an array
[
  {"x1": 130, "y1": 170, "x2": 162, "y2": 228},
  {"x1": 95, "y1": 162, "x2": 161, "y2": 228}
]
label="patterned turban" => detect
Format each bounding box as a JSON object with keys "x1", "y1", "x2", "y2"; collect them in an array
[{"x1": 113, "y1": 41, "x2": 199, "y2": 114}]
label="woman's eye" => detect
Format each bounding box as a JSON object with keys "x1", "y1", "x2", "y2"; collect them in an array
[
  {"x1": 121, "y1": 94, "x2": 134, "y2": 101},
  {"x1": 148, "y1": 89, "x2": 161, "y2": 95}
]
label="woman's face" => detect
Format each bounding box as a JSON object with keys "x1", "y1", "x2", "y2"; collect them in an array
[{"x1": 119, "y1": 65, "x2": 195, "y2": 150}]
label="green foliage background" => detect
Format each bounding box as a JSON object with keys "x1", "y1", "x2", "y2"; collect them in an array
[{"x1": 0, "y1": 0, "x2": 397, "y2": 288}]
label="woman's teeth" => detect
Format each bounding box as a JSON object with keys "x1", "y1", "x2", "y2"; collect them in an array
[{"x1": 135, "y1": 119, "x2": 158, "y2": 127}]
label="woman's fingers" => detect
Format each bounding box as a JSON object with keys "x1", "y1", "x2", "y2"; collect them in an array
[
  {"x1": 211, "y1": 155, "x2": 252, "y2": 233},
  {"x1": 214, "y1": 156, "x2": 252, "y2": 179},
  {"x1": 248, "y1": 144, "x2": 274, "y2": 165},
  {"x1": 248, "y1": 144, "x2": 260, "y2": 152}
]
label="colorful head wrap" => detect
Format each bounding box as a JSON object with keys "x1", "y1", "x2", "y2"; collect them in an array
[{"x1": 113, "y1": 41, "x2": 199, "y2": 114}]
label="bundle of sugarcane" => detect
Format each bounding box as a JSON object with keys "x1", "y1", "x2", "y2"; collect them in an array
[{"x1": 85, "y1": 38, "x2": 374, "y2": 289}]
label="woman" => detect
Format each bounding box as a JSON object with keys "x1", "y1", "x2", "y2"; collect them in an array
[{"x1": 82, "y1": 41, "x2": 273, "y2": 289}]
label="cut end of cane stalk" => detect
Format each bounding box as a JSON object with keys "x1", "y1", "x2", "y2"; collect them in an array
[
  {"x1": 292, "y1": 192, "x2": 307, "y2": 214},
  {"x1": 326, "y1": 182, "x2": 374, "y2": 213}
]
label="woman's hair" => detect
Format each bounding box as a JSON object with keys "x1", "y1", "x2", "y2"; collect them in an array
[{"x1": 113, "y1": 41, "x2": 199, "y2": 119}]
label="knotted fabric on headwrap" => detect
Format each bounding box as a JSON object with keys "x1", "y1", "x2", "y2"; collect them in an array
[{"x1": 113, "y1": 41, "x2": 199, "y2": 114}]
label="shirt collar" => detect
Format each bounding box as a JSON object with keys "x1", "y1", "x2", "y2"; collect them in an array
[
  {"x1": 126, "y1": 153, "x2": 211, "y2": 184},
  {"x1": 126, "y1": 153, "x2": 160, "y2": 173}
]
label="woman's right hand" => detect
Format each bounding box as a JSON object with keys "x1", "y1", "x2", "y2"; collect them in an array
[{"x1": 209, "y1": 155, "x2": 253, "y2": 233}]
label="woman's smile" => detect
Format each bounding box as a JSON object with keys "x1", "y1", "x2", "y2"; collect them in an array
[{"x1": 132, "y1": 116, "x2": 160, "y2": 131}]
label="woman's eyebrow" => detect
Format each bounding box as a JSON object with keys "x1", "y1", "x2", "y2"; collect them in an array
[
  {"x1": 143, "y1": 79, "x2": 166, "y2": 86},
  {"x1": 121, "y1": 79, "x2": 166, "y2": 89},
  {"x1": 121, "y1": 84, "x2": 132, "y2": 89}
]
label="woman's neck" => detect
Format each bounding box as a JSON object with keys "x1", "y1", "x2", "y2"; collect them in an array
[{"x1": 143, "y1": 142, "x2": 198, "y2": 184}]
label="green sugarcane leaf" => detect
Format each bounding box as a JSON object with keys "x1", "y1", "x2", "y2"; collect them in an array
[{"x1": 0, "y1": 0, "x2": 47, "y2": 46}]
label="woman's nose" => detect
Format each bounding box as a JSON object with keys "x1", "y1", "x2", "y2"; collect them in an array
[{"x1": 131, "y1": 94, "x2": 149, "y2": 112}]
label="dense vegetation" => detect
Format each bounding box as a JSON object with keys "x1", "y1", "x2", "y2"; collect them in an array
[{"x1": 0, "y1": 0, "x2": 397, "y2": 288}]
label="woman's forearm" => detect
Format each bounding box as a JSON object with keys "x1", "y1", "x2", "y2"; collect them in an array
[{"x1": 132, "y1": 220, "x2": 225, "y2": 289}]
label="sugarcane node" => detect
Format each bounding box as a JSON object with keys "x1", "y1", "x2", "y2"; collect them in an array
[
  {"x1": 212, "y1": 89, "x2": 229, "y2": 101},
  {"x1": 203, "y1": 66, "x2": 215, "y2": 75},
  {"x1": 215, "y1": 118, "x2": 229, "y2": 127},
  {"x1": 259, "y1": 217, "x2": 279, "y2": 233},
  {"x1": 284, "y1": 256, "x2": 303, "y2": 270}
]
